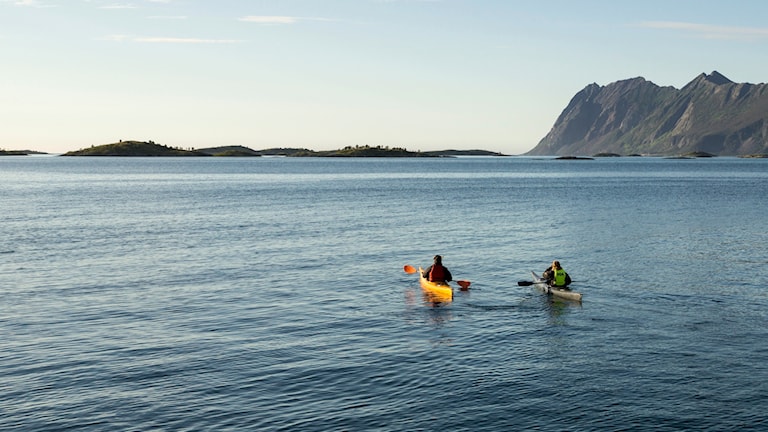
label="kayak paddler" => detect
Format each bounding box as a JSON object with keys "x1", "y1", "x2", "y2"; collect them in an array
[
  {"x1": 422, "y1": 255, "x2": 453, "y2": 283},
  {"x1": 542, "y1": 260, "x2": 572, "y2": 287}
]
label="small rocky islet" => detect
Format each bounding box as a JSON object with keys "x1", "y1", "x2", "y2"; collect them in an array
[{"x1": 56, "y1": 141, "x2": 509, "y2": 157}]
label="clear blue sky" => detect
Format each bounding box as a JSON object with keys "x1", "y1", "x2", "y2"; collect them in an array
[{"x1": 2, "y1": 0, "x2": 768, "y2": 154}]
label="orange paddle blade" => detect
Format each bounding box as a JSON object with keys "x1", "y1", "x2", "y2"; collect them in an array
[
  {"x1": 403, "y1": 265, "x2": 417, "y2": 274},
  {"x1": 457, "y1": 280, "x2": 471, "y2": 290}
]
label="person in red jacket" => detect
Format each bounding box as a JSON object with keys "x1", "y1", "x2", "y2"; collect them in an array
[{"x1": 422, "y1": 255, "x2": 452, "y2": 283}]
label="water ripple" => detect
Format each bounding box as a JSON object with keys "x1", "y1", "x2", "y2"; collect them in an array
[{"x1": 3, "y1": 157, "x2": 768, "y2": 430}]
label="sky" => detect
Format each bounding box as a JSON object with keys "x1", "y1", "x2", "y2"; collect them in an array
[{"x1": 2, "y1": 0, "x2": 768, "y2": 155}]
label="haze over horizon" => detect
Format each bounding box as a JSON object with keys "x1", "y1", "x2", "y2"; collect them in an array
[{"x1": 3, "y1": 0, "x2": 768, "y2": 155}]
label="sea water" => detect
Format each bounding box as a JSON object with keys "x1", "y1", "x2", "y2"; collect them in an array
[{"x1": 2, "y1": 156, "x2": 767, "y2": 430}]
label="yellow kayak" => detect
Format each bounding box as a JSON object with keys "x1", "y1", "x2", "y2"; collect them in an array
[
  {"x1": 419, "y1": 266, "x2": 453, "y2": 302},
  {"x1": 404, "y1": 264, "x2": 469, "y2": 303}
]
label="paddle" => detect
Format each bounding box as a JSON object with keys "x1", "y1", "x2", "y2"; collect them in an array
[
  {"x1": 517, "y1": 280, "x2": 547, "y2": 286},
  {"x1": 403, "y1": 264, "x2": 471, "y2": 289},
  {"x1": 518, "y1": 280, "x2": 579, "y2": 291},
  {"x1": 518, "y1": 280, "x2": 582, "y2": 286}
]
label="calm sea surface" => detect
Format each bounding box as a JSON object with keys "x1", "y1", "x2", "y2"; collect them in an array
[{"x1": 2, "y1": 156, "x2": 767, "y2": 431}]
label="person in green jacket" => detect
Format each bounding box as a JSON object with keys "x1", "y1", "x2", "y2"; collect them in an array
[{"x1": 543, "y1": 260, "x2": 572, "y2": 287}]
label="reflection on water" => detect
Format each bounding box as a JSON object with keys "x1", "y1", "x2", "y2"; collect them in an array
[
  {"x1": 542, "y1": 295, "x2": 582, "y2": 325},
  {"x1": 403, "y1": 285, "x2": 454, "y2": 307},
  {"x1": 4, "y1": 157, "x2": 767, "y2": 431},
  {"x1": 421, "y1": 291, "x2": 452, "y2": 305},
  {"x1": 425, "y1": 305, "x2": 453, "y2": 328},
  {"x1": 403, "y1": 286, "x2": 454, "y2": 327}
]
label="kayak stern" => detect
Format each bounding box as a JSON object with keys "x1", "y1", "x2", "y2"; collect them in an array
[
  {"x1": 530, "y1": 271, "x2": 583, "y2": 302},
  {"x1": 419, "y1": 266, "x2": 453, "y2": 302}
]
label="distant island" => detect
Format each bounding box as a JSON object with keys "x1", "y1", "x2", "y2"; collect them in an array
[
  {"x1": 0, "y1": 150, "x2": 31, "y2": 156},
  {"x1": 0, "y1": 149, "x2": 48, "y2": 156},
  {"x1": 196, "y1": 146, "x2": 261, "y2": 157},
  {"x1": 60, "y1": 141, "x2": 509, "y2": 157},
  {"x1": 63, "y1": 141, "x2": 211, "y2": 157},
  {"x1": 285, "y1": 145, "x2": 506, "y2": 157}
]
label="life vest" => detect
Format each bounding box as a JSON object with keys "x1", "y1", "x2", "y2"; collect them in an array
[
  {"x1": 553, "y1": 268, "x2": 567, "y2": 286},
  {"x1": 429, "y1": 265, "x2": 445, "y2": 282}
]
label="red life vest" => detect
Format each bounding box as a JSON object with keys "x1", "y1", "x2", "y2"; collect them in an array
[{"x1": 429, "y1": 265, "x2": 445, "y2": 282}]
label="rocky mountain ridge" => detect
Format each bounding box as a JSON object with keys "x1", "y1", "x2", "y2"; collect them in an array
[{"x1": 526, "y1": 71, "x2": 768, "y2": 156}]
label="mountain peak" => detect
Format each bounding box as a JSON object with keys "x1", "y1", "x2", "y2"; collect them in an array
[{"x1": 699, "y1": 71, "x2": 733, "y2": 85}]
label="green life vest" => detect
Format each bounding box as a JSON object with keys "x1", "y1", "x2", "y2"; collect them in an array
[{"x1": 554, "y1": 268, "x2": 567, "y2": 286}]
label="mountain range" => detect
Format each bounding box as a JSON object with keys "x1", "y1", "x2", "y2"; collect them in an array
[{"x1": 526, "y1": 71, "x2": 768, "y2": 156}]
